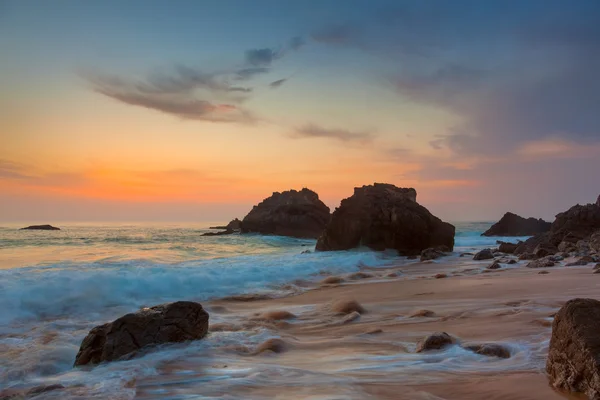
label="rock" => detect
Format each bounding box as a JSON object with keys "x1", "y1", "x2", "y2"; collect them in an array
[
  {"x1": 591, "y1": 232, "x2": 600, "y2": 253},
  {"x1": 526, "y1": 257, "x2": 555, "y2": 268},
  {"x1": 539, "y1": 270, "x2": 550, "y2": 274},
  {"x1": 507, "y1": 259, "x2": 518, "y2": 265},
  {"x1": 518, "y1": 252, "x2": 536, "y2": 260},
  {"x1": 464, "y1": 343, "x2": 510, "y2": 359},
  {"x1": 330, "y1": 299, "x2": 365, "y2": 315},
  {"x1": 498, "y1": 241, "x2": 520, "y2": 254},
  {"x1": 416, "y1": 332, "x2": 454, "y2": 352},
  {"x1": 487, "y1": 261, "x2": 502, "y2": 270},
  {"x1": 410, "y1": 309, "x2": 436, "y2": 318},
  {"x1": 341, "y1": 311, "x2": 361, "y2": 324},
  {"x1": 347, "y1": 271, "x2": 374, "y2": 280},
  {"x1": 546, "y1": 298, "x2": 600, "y2": 398},
  {"x1": 74, "y1": 301, "x2": 209, "y2": 366},
  {"x1": 566, "y1": 256, "x2": 594, "y2": 266},
  {"x1": 254, "y1": 338, "x2": 288, "y2": 354},
  {"x1": 321, "y1": 276, "x2": 344, "y2": 285},
  {"x1": 240, "y1": 188, "x2": 330, "y2": 238},
  {"x1": 534, "y1": 242, "x2": 558, "y2": 258},
  {"x1": 482, "y1": 212, "x2": 551, "y2": 236},
  {"x1": 594, "y1": 270, "x2": 600, "y2": 274},
  {"x1": 258, "y1": 310, "x2": 296, "y2": 321},
  {"x1": 558, "y1": 240, "x2": 577, "y2": 253},
  {"x1": 434, "y1": 273, "x2": 447, "y2": 279},
  {"x1": 201, "y1": 229, "x2": 234, "y2": 236},
  {"x1": 20, "y1": 224, "x2": 60, "y2": 230},
  {"x1": 460, "y1": 252, "x2": 474, "y2": 257},
  {"x1": 473, "y1": 248, "x2": 494, "y2": 261},
  {"x1": 594, "y1": 263, "x2": 600, "y2": 270},
  {"x1": 420, "y1": 247, "x2": 447, "y2": 261},
  {"x1": 315, "y1": 183, "x2": 455, "y2": 255},
  {"x1": 597, "y1": 195, "x2": 600, "y2": 207},
  {"x1": 226, "y1": 218, "x2": 242, "y2": 231},
  {"x1": 27, "y1": 384, "x2": 65, "y2": 396},
  {"x1": 364, "y1": 328, "x2": 383, "y2": 335},
  {"x1": 301, "y1": 250, "x2": 311, "y2": 254}
]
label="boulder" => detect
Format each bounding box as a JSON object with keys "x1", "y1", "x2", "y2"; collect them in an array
[
  {"x1": 74, "y1": 301, "x2": 209, "y2": 366},
  {"x1": 315, "y1": 184, "x2": 455, "y2": 255},
  {"x1": 473, "y1": 248, "x2": 494, "y2": 261},
  {"x1": 534, "y1": 242, "x2": 558, "y2": 258},
  {"x1": 420, "y1": 247, "x2": 446, "y2": 261},
  {"x1": 482, "y1": 212, "x2": 551, "y2": 236},
  {"x1": 526, "y1": 257, "x2": 555, "y2": 268},
  {"x1": 20, "y1": 224, "x2": 60, "y2": 231},
  {"x1": 240, "y1": 188, "x2": 330, "y2": 238},
  {"x1": 464, "y1": 343, "x2": 510, "y2": 359},
  {"x1": 546, "y1": 298, "x2": 600, "y2": 398},
  {"x1": 498, "y1": 241, "x2": 520, "y2": 254},
  {"x1": 487, "y1": 261, "x2": 502, "y2": 270},
  {"x1": 416, "y1": 332, "x2": 454, "y2": 352}
]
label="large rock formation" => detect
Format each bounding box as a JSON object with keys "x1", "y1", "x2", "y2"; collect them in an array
[
  {"x1": 547, "y1": 298, "x2": 600, "y2": 398},
  {"x1": 482, "y1": 212, "x2": 551, "y2": 236},
  {"x1": 315, "y1": 184, "x2": 455, "y2": 255},
  {"x1": 516, "y1": 201, "x2": 600, "y2": 255},
  {"x1": 209, "y1": 218, "x2": 242, "y2": 231},
  {"x1": 20, "y1": 224, "x2": 60, "y2": 231},
  {"x1": 74, "y1": 301, "x2": 209, "y2": 366},
  {"x1": 240, "y1": 188, "x2": 330, "y2": 238}
]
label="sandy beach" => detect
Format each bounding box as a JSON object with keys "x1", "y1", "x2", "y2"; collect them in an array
[{"x1": 129, "y1": 256, "x2": 595, "y2": 399}]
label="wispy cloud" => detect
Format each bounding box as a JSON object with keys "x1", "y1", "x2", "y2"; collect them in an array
[
  {"x1": 293, "y1": 124, "x2": 373, "y2": 143},
  {"x1": 245, "y1": 48, "x2": 282, "y2": 67},
  {"x1": 269, "y1": 78, "x2": 287, "y2": 89}
]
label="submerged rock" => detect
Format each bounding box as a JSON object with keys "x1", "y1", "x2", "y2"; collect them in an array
[
  {"x1": 416, "y1": 332, "x2": 454, "y2": 352},
  {"x1": 201, "y1": 229, "x2": 235, "y2": 236},
  {"x1": 482, "y1": 212, "x2": 551, "y2": 236},
  {"x1": 20, "y1": 224, "x2": 60, "y2": 230},
  {"x1": 547, "y1": 298, "x2": 600, "y2": 398},
  {"x1": 241, "y1": 188, "x2": 330, "y2": 238},
  {"x1": 330, "y1": 299, "x2": 365, "y2": 315},
  {"x1": 316, "y1": 183, "x2": 455, "y2": 255},
  {"x1": 487, "y1": 261, "x2": 502, "y2": 270},
  {"x1": 526, "y1": 257, "x2": 556, "y2": 268},
  {"x1": 464, "y1": 343, "x2": 510, "y2": 359},
  {"x1": 74, "y1": 301, "x2": 209, "y2": 366},
  {"x1": 420, "y1": 247, "x2": 447, "y2": 261}
]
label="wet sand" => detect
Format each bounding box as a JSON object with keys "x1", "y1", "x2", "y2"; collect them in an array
[{"x1": 133, "y1": 257, "x2": 599, "y2": 399}]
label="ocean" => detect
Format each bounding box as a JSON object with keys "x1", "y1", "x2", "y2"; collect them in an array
[{"x1": 0, "y1": 222, "x2": 530, "y2": 398}]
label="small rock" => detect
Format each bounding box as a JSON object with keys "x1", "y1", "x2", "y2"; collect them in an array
[
  {"x1": 594, "y1": 269, "x2": 600, "y2": 274},
  {"x1": 487, "y1": 261, "x2": 502, "y2": 270},
  {"x1": 538, "y1": 270, "x2": 550, "y2": 274},
  {"x1": 330, "y1": 299, "x2": 365, "y2": 315},
  {"x1": 526, "y1": 257, "x2": 555, "y2": 268},
  {"x1": 410, "y1": 309, "x2": 436, "y2": 318},
  {"x1": 507, "y1": 259, "x2": 518, "y2": 265},
  {"x1": 341, "y1": 311, "x2": 361, "y2": 324},
  {"x1": 464, "y1": 343, "x2": 510, "y2": 359},
  {"x1": 364, "y1": 328, "x2": 383, "y2": 335},
  {"x1": 420, "y1": 247, "x2": 446, "y2": 261},
  {"x1": 321, "y1": 276, "x2": 344, "y2": 285},
  {"x1": 434, "y1": 273, "x2": 447, "y2": 279},
  {"x1": 416, "y1": 332, "x2": 454, "y2": 352},
  {"x1": 519, "y1": 252, "x2": 536, "y2": 260},
  {"x1": 347, "y1": 272, "x2": 374, "y2": 280},
  {"x1": 473, "y1": 248, "x2": 494, "y2": 261},
  {"x1": 593, "y1": 263, "x2": 600, "y2": 270},
  {"x1": 460, "y1": 252, "x2": 474, "y2": 257},
  {"x1": 254, "y1": 338, "x2": 288, "y2": 354},
  {"x1": 258, "y1": 310, "x2": 296, "y2": 321}
]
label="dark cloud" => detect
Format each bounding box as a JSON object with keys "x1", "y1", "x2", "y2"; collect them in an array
[
  {"x1": 269, "y1": 78, "x2": 287, "y2": 89},
  {"x1": 245, "y1": 48, "x2": 282, "y2": 67},
  {"x1": 293, "y1": 124, "x2": 373, "y2": 143},
  {"x1": 235, "y1": 66, "x2": 270, "y2": 80}
]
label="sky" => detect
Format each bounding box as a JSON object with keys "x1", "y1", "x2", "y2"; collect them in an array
[{"x1": 1, "y1": 0, "x2": 599, "y2": 223}]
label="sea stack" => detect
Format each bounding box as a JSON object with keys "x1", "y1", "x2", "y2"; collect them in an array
[
  {"x1": 315, "y1": 183, "x2": 455, "y2": 255},
  {"x1": 482, "y1": 212, "x2": 551, "y2": 236},
  {"x1": 240, "y1": 188, "x2": 330, "y2": 238},
  {"x1": 20, "y1": 224, "x2": 60, "y2": 231}
]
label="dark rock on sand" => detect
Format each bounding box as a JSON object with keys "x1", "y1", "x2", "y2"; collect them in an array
[
  {"x1": 316, "y1": 184, "x2": 455, "y2": 255},
  {"x1": 547, "y1": 298, "x2": 600, "y2": 398},
  {"x1": 20, "y1": 224, "x2": 60, "y2": 230},
  {"x1": 526, "y1": 257, "x2": 556, "y2": 268},
  {"x1": 420, "y1": 247, "x2": 447, "y2": 261},
  {"x1": 497, "y1": 241, "x2": 520, "y2": 254},
  {"x1": 241, "y1": 188, "x2": 330, "y2": 239},
  {"x1": 434, "y1": 273, "x2": 447, "y2": 279},
  {"x1": 507, "y1": 259, "x2": 518, "y2": 265},
  {"x1": 482, "y1": 212, "x2": 551, "y2": 237},
  {"x1": 487, "y1": 261, "x2": 502, "y2": 270},
  {"x1": 473, "y1": 248, "x2": 494, "y2": 261},
  {"x1": 74, "y1": 301, "x2": 209, "y2": 366},
  {"x1": 464, "y1": 343, "x2": 510, "y2": 359},
  {"x1": 330, "y1": 299, "x2": 365, "y2": 315},
  {"x1": 416, "y1": 332, "x2": 454, "y2": 352}
]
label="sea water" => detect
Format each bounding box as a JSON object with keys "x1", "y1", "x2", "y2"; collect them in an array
[{"x1": 0, "y1": 222, "x2": 529, "y2": 397}]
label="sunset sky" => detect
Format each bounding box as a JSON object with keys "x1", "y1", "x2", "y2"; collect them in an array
[{"x1": 1, "y1": 0, "x2": 599, "y2": 222}]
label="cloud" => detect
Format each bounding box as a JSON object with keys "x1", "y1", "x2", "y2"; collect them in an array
[
  {"x1": 0, "y1": 159, "x2": 33, "y2": 180},
  {"x1": 245, "y1": 48, "x2": 282, "y2": 67},
  {"x1": 289, "y1": 36, "x2": 305, "y2": 51},
  {"x1": 311, "y1": 24, "x2": 362, "y2": 45},
  {"x1": 269, "y1": 78, "x2": 287, "y2": 89},
  {"x1": 293, "y1": 124, "x2": 373, "y2": 143},
  {"x1": 83, "y1": 71, "x2": 256, "y2": 123},
  {"x1": 235, "y1": 67, "x2": 270, "y2": 80}
]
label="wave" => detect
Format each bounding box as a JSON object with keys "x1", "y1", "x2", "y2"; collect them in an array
[{"x1": 0, "y1": 250, "x2": 394, "y2": 326}]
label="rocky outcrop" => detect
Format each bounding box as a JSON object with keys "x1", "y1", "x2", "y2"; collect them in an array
[
  {"x1": 20, "y1": 224, "x2": 60, "y2": 231},
  {"x1": 74, "y1": 301, "x2": 209, "y2": 366},
  {"x1": 482, "y1": 212, "x2": 551, "y2": 237},
  {"x1": 547, "y1": 298, "x2": 600, "y2": 398},
  {"x1": 516, "y1": 201, "x2": 600, "y2": 255},
  {"x1": 315, "y1": 184, "x2": 454, "y2": 255},
  {"x1": 240, "y1": 188, "x2": 330, "y2": 239}
]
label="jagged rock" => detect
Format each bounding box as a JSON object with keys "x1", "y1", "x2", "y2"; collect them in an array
[
  {"x1": 558, "y1": 240, "x2": 577, "y2": 253},
  {"x1": 547, "y1": 298, "x2": 600, "y2": 398},
  {"x1": 315, "y1": 184, "x2": 455, "y2": 255},
  {"x1": 464, "y1": 343, "x2": 510, "y2": 359},
  {"x1": 534, "y1": 242, "x2": 558, "y2": 258},
  {"x1": 416, "y1": 332, "x2": 454, "y2": 352},
  {"x1": 20, "y1": 224, "x2": 60, "y2": 231},
  {"x1": 74, "y1": 301, "x2": 209, "y2": 366},
  {"x1": 482, "y1": 212, "x2": 551, "y2": 236},
  {"x1": 498, "y1": 241, "x2": 520, "y2": 254},
  {"x1": 473, "y1": 248, "x2": 494, "y2": 261},
  {"x1": 526, "y1": 257, "x2": 555, "y2": 268},
  {"x1": 420, "y1": 247, "x2": 446, "y2": 261},
  {"x1": 241, "y1": 188, "x2": 330, "y2": 238}
]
